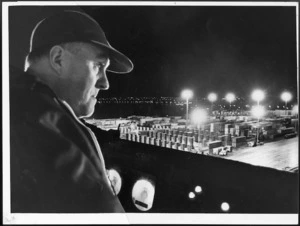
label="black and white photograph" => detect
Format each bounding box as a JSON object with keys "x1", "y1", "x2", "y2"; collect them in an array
[{"x1": 2, "y1": 1, "x2": 299, "y2": 224}]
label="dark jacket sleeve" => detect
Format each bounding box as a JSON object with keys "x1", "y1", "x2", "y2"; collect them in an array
[
  {"x1": 83, "y1": 122, "x2": 121, "y2": 146},
  {"x1": 10, "y1": 90, "x2": 124, "y2": 213}
]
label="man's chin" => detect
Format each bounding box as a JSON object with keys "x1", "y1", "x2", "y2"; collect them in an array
[
  {"x1": 79, "y1": 113, "x2": 94, "y2": 119},
  {"x1": 78, "y1": 108, "x2": 95, "y2": 119}
]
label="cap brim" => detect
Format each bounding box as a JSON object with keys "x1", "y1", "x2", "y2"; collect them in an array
[{"x1": 90, "y1": 40, "x2": 133, "y2": 74}]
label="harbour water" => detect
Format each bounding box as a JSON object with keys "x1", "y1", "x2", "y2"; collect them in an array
[{"x1": 92, "y1": 103, "x2": 185, "y2": 119}]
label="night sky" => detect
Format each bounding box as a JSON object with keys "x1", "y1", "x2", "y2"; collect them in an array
[
  {"x1": 81, "y1": 6, "x2": 297, "y2": 101},
  {"x1": 9, "y1": 5, "x2": 298, "y2": 102}
]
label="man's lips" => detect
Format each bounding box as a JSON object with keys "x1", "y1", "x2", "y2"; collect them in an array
[{"x1": 91, "y1": 92, "x2": 99, "y2": 99}]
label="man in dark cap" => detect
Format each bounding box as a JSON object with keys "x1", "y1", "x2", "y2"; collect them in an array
[{"x1": 10, "y1": 10, "x2": 133, "y2": 213}]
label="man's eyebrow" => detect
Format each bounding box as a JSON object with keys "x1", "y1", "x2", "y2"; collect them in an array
[
  {"x1": 96, "y1": 57, "x2": 110, "y2": 67},
  {"x1": 95, "y1": 53, "x2": 110, "y2": 62}
]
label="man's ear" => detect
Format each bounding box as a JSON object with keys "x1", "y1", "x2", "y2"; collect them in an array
[{"x1": 49, "y1": 45, "x2": 65, "y2": 75}]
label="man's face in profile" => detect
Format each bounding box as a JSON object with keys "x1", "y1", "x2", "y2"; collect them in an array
[{"x1": 62, "y1": 43, "x2": 110, "y2": 118}]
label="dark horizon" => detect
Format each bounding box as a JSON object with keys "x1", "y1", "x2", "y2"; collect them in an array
[
  {"x1": 9, "y1": 5, "x2": 298, "y2": 100},
  {"x1": 81, "y1": 6, "x2": 297, "y2": 99}
]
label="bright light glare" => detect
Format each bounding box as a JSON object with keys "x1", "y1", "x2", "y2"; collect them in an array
[
  {"x1": 251, "y1": 105, "x2": 265, "y2": 118},
  {"x1": 107, "y1": 169, "x2": 122, "y2": 195},
  {"x1": 191, "y1": 108, "x2": 207, "y2": 124},
  {"x1": 225, "y1": 93, "x2": 235, "y2": 103},
  {"x1": 189, "y1": 192, "x2": 196, "y2": 199},
  {"x1": 251, "y1": 89, "x2": 265, "y2": 102},
  {"x1": 181, "y1": 89, "x2": 193, "y2": 99},
  {"x1": 208, "y1": 93, "x2": 217, "y2": 102},
  {"x1": 221, "y1": 202, "x2": 230, "y2": 212},
  {"x1": 132, "y1": 179, "x2": 155, "y2": 211},
  {"x1": 281, "y1": 92, "x2": 292, "y2": 102},
  {"x1": 195, "y1": 186, "x2": 202, "y2": 193}
]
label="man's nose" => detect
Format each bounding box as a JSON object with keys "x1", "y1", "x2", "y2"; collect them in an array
[{"x1": 96, "y1": 72, "x2": 110, "y2": 90}]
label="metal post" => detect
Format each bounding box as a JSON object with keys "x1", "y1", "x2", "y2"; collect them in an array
[
  {"x1": 186, "y1": 98, "x2": 189, "y2": 128},
  {"x1": 285, "y1": 101, "x2": 287, "y2": 116},
  {"x1": 257, "y1": 117, "x2": 259, "y2": 144},
  {"x1": 256, "y1": 101, "x2": 260, "y2": 144},
  {"x1": 198, "y1": 123, "x2": 201, "y2": 151}
]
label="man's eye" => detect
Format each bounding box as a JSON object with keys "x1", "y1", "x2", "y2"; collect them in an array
[
  {"x1": 95, "y1": 63, "x2": 103, "y2": 69},
  {"x1": 94, "y1": 60, "x2": 110, "y2": 70}
]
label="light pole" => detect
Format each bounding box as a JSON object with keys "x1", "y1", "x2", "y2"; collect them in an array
[
  {"x1": 281, "y1": 91, "x2": 292, "y2": 116},
  {"x1": 191, "y1": 108, "x2": 207, "y2": 149},
  {"x1": 251, "y1": 89, "x2": 265, "y2": 106},
  {"x1": 225, "y1": 93, "x2": 235, "y2": 112},
  {"x1": 181, "y1": 89, "x2": 193, "y2": 128},
  {"x1": 208, "y1": 92, "x2": 217, "y2": 115},
  {"x1": 251, "y1": 89, "x2": 265, "y2": 142},
  {"x1": 251, "y1": 105, "x2": 265, "y2": 145},
  {"x1": 292, "y1": 105, "x2": 299, "y2": 132}
]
